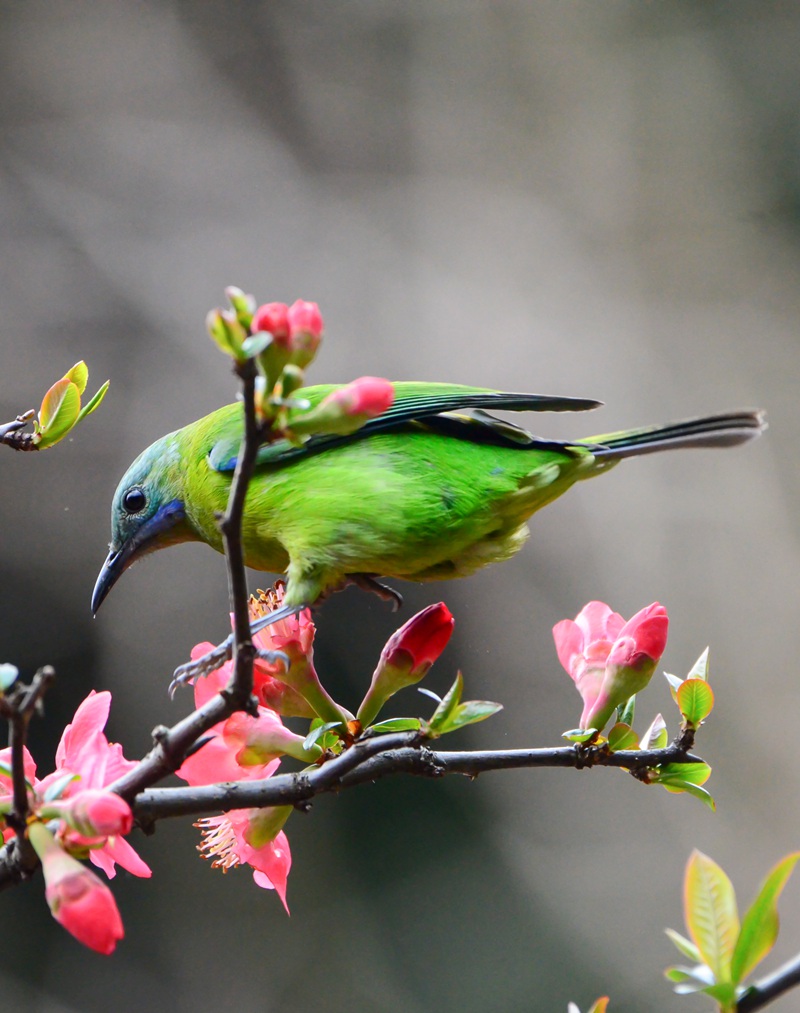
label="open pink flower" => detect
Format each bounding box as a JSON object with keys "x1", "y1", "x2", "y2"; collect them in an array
[
  {"x1": 553, "y1": 601, "x2": 669, "y2": 732},
  {"x1": 37, "y1": 691, "x2": 150, "y2": 880},
  {"x1": 195, "y1": 808, "x2": 292, "y2": 912},
  {"x1": 177, "y1": 646, "x2": 294, "y2": 910}
]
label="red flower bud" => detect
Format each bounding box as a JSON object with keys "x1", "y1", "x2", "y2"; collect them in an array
[
  {"x1": 252, "y1": 302, "x2": 290, "y2": 343},
  {"x1": 383, "y1": 602, "x2": 455, "y2": 674},
  {"x1": 357, "y1": 603, "x2": 455, "y2": 726}
]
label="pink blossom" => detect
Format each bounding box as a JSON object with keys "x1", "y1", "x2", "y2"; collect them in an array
[
  {"x1": 29, "y1": 821, "x2": 124, "y2": 954},
  {"x1": 196, "y1": 808, "x2": 292, "y2": 911},
  {"x1": 177, "y1": 640, "x2": 294, "y2": 910},
  {"x1": 553, "y1": 601, "x2": 669, "y2": 732},
  {"x1": 0, "y1": 692, "x2": 149, "y2": 879},
  {"x1": 42, "y1": 692, "x2": 149, "y2": 878}
]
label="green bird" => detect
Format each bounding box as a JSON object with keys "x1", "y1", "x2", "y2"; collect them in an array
[{"x1": 92, "y1": 382, "x2": 763, "y2": 619}]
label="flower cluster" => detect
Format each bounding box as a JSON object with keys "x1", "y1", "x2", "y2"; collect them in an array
[{"x1": 0, "y1": 691, "x2": 149, "y2": 954}]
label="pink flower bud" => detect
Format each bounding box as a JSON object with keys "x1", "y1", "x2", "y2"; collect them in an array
[
  {"x1": 357, "y1": 603, "x2": 454, "y2": 726},
  {"x1": 287, "y1": 299, "x2": 323, "y2": 340},
  {"x1": 49, "y1": 789, "x2": 133, "y2": 838},
  {"x1": 326, "y1": 376, "x2": 395, "y2": 418},
  {"x1": 29, "y1": 822, "x2": 124, "y2": 954},
  {"x1": 252, "y1": 302, "x2": 290, "y2": 343},
  {"x1": 286, "y1": 299, "x2": 324, "y2": 368},
  {"x1": 553, "y1": 601, "x2": 668, "y2": 732}
]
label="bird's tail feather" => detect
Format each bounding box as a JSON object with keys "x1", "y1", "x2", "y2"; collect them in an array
[{"x1": 581, "y1": 410, "x2": 766, "y2": 460}]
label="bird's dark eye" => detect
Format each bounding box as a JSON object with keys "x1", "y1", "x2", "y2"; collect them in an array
[{"x1": 122, "y1": 487, "x2": 147, "y2": 514}]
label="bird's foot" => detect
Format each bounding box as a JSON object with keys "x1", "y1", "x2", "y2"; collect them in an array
[
  {"x1": 348, "y1": 574, "x2": 403, "y2": 611},
  {"x1": 255, "y1": 648, "x2": 290, "y2": 673},
  {"x1": 170, "y1": 602, "x2": 309, "y2": 697},
  {"x1": 170, "y1": 634, "x2": 234, "y2": 697}
]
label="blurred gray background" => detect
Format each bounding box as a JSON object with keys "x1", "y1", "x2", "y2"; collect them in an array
[{"x1": 1, "y1": 2, "x2": 798, "y2": 1011}]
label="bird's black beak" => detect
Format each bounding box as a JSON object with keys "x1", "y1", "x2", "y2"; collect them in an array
[
  {"x1": 92, "y1": 499, "x2": 187, "y2": 615},
  {"x1": 91, "y1": 545, "x2": 130, "y2": 615}
]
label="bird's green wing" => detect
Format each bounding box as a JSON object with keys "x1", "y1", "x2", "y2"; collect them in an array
[{"x1": 208, "y1": 382, "x2": 601, "y2": 472}]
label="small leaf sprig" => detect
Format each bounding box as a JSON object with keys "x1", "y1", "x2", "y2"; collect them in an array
[
  {"x1": 0, "y1": 360, "x2": 109, "y2": 451},
  {"x1": 665, "y1": 850, "x2": 800, "y2": 1011}
]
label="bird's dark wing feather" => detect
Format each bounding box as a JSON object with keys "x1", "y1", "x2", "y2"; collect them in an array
[{"x1": 208, "y1": 386, "x2": 601, "y2": 472}]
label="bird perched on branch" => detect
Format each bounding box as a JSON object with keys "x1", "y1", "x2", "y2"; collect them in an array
[{"x1": 92, "y1": 380, "x2": 764, "y2": 618}]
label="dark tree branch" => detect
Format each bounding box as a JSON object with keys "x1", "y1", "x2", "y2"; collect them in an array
[
  {"x1": 738, "y1": 953, "x2": 800, "y2": 1012},
  {"x1": 0, "y1": 666, "x2": 55, "y2": 866},
  {"x1": 0, "y1": 412, "x2": 37, "y2": 451},
  {"x1": 130, "y1": 738, "x2": 703, "y2": 824}
]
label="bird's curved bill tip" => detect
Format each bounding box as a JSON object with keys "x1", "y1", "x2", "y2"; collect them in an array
[{"x1": 91, "y1": 549, "x2": 123, "y2": 616}]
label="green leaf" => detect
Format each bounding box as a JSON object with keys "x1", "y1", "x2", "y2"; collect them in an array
[
  {"x1": 64, "y1": 360, "x2": 88, "y2": 395},
  {"x1": 0, "y1": 760, "x2": 13, "y2": 779},
  {"x1": 0, "y1": 663, "x2": 19, "y2": 692},
  {"x1": 665, "y1": 927, "x2": 702, "y2": 963},
  {"x1": 664, "y1": 671, "x2": 684, "y2": 703},
  {"x1": 684, "y1": 850, "x2": 739, "y2": 982},
  {"x1": 445, "y1": 700, "x2": 503, "y2": 733},
  {"x1": 658, "y1": 778, "x2": 716, "y2": 810},
  {"x1": 607, "y1": 722, "x2": 639, "y2": 752},
  {"x1": 730, "y1": 851, "x2": 800, "y2": 984},
  {"x1": 686, "y1": 647, "x2": 710, "y2": 682},
  {"x1": 303, "y1": 721, "x2": 341, "y2": 751},
  {"x1": 76, "y1": 379, "x2": 110, "y2": 423},
  {"x1": 36, "y1": 379, "x2": 81, "y2": 447},
  {"x1": 657, "y1": 762, "x2": 711, "y2": 787},
  {"x1": 677, "y1": 678, "x2": 714, "y2": 727},
  {"x1": 242, "y1": 332, "x2": 274, "y2": 358},
  {"x1": 428, "y1": 672, "x2": 463, "y2": 734},
  {"x1": 367, "y1": 718, "x2": 421, "y2": 734},
  {"x1": 640, "y1": 713, "x2": 668, "y2": 750},
  {"x1": 616, "y1": 695, "x2": 635, "y2": 727},
  {"x1": 664, "y1": 964, "x2": 715, "y2": 993},
  {"x1": 562, "y1": 728, "x2": 598, "y2": 743}
]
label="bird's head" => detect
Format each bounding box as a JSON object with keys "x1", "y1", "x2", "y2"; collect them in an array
[{"x1": 92, "y1": 433, "x2": 196, "y2": 614}]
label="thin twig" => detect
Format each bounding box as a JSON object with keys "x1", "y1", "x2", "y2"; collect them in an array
[
  {"x1": 738, "y1": 953, "x2": 800, "y2": 1012},
  {"x1": 0, "y1": 666, "x2": 55, "y2": 865},
  {"x1": 0, "y1": 412, "x2": 37, "y2": 451},
  {"x1": 219, "y1": 357, "x2": 261, "y2": 708}
]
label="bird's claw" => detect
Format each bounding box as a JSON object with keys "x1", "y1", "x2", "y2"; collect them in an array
[
  {"x1": 255, "y1": 648, "x2": 290, "y2": 673},
  {"x1": 169, "y1": 634, "x2": 234, "y2": 697},
  {"x1": 348, "y1": 574, "x2": 403, "y2": 611}
]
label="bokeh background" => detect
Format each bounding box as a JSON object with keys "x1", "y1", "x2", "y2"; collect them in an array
[{"x1": 1, "y1": 2, "x2": 798, "y2": 1011}]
